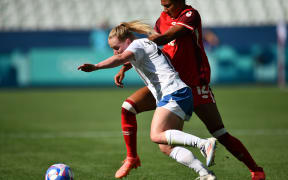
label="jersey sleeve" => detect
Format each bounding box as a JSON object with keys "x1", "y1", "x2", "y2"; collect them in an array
[
  {"x1": 125, "y1": 40, "x2": 145, "y2": 62},
  {"x1": 176, "y1": 10, "x2": 200, "y2": 31}
]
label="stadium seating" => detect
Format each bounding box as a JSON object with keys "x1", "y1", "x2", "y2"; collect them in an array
[{"x1": 0, "y1": 0, "x2": 287, "y2": 31}]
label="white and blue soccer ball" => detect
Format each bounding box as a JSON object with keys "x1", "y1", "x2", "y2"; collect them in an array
[{"x1": 45, "y1": 163, "x2": 74, "y2": 180}]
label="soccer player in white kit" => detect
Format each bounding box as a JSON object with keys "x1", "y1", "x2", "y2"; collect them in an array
[{"x1": 78, "y1": 21, "x2": 217, "y2": 180}]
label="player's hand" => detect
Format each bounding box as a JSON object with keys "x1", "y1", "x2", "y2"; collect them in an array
[
  {"x1": 114, "y1": 70, "x2": 125, "y2": 88},
  {"x1": 148, "y1": 32, "x2": 160, "y2": 42},
  {"x1": 78, "y1": 64, "x2": 97, "y2": 72}
]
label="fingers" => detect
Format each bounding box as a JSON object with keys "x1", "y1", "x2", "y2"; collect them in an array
[
  {"x1": 115, "y1": 78, "x2": 124, "y2": 88},
  {"x1": 77, "y1": 64, "x2": 87, "y2": 71},
  {"x1": 117, "y1": 81, "x2": 124, "y2": 88},
  {"x1": 118, "y1": 76, "x2": 124, "y2": 88},
  {"x1": 78, "y1": 64, "x2": 94, "y2": 72},
  {"x1": 116, "y1": 83, "x2": 124, "y2": 88},
  {"x1": 114, "y1": 76, "x2": 119, "y2": 85},
  {"x1": 114, "y1": 74, "x2": 124, "y2": 88}
]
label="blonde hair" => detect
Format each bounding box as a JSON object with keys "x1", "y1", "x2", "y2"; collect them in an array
[{"x1": 108, "y1": 20, "x2": 156, "y2": 41}]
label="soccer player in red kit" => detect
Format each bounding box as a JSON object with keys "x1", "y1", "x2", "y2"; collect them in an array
[
  {"x1": 153, "y1": 1, "x2": 212, "y2": 106},
  {"x1": 114, "y1": 0, "x2": 265, "y2": 180}
]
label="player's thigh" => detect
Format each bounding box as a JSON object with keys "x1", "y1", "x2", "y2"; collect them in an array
[
  {"x1": 150, "y1": 107, "x2": 184, "y2": 139},
  {"x1": 192, "y1": 85, "x2": 224, "y2": 133},
  {"x1": 127, "y1": 86, "x2": 156, "y2": 113},
  {"x1": 194, "y1": 103, "x2": 224, "y2": 134},
  {"x1": 151, "y1": 107, "x2": 183, "y2": 153}
]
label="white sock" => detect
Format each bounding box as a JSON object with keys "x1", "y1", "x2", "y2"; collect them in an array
[
  {"x1": 165, "y1": 129, "x2": 206, "y2": 149},
  {"x1": 169, "y1": 146, "x2": 209, "y2": 176}
]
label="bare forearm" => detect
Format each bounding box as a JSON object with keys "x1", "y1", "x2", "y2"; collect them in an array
[
  {"x1": 95, "y1": 54, "x2": 128, "y2": 70},
  {"x1": 78, "y1": 51, "x2": 133, "y2": 72},
  {"x1": 149, "y1": 34, "x2": 172, "y2": 46},
  {"x1": 149, "y1": 25, "x2": 189, "y2": 46}
]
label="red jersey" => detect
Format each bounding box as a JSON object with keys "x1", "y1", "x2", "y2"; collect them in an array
[{"x1": 154, "y1": 6, "x2": 210, "y2": 87}]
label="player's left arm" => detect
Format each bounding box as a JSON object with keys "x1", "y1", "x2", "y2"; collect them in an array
[{"x1": 78, "y1": 51, "x2": 134, "y2": 72}]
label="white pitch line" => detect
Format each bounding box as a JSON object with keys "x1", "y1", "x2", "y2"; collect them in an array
[
  {"x1": 230, "y1": 129, "x2": 288, "y2": 136},
  {"x1": 0, "y1": 131, "x2": 124, "y2": 139},
  {"x1": 0, "y1": 129, "x2": 288, "y2": 139}
]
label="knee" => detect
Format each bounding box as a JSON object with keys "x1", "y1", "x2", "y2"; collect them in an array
[
  {"x1": 216, "y1": 131, "x2": 239, "y2": 145},
  {"x1": 122, "y1": 99, "x2": 138, "y2": 114},
  {"x1": 158, "y1": 144, "x2": 173, "y2": 156},
  {"x1": 211, "y1": 128, "x2": 227, "y2": 139},
  {"x1": 150, "y1": 132, "x2": 161, "y2": 144},
  {"x1": 211, "y1": 128, "x2": 237, "y2": 145}
]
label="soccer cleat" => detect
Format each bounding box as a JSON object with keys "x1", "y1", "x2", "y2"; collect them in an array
[
  {"x1": 115, "y1": 156, "x2": 141, "y2": 179},
  {"x1": 200, "y1": 137, "x2": 217, "y2": 167},
  {"x1": 195, "y1": 173, "x2": 217, "y2": 180},
  {"x1": 250, "y1": 168, "x2": 266, "y2": 180}
]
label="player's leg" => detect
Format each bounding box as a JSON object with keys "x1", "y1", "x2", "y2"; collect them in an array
[
  {"x1": 193, "y1": 86, "x2": 265, "y2": 179},
  {"x1": 195, "y1": 103, "x2": 265, "y2": 178},
  {"x1": 121, "y1": 86, "x2": 156, "y2": 158},
  {"x1": 150, "y1": 107, "x2": 216, "y2": 179},
  {"x1": 160, "y1": 145, "x2": 216, "y2": 179},
  {"x1": 152, "y1": 87, "x2": 217, "y2": 166},
  {"x1": 150, "y1": 108, "x2": 214, "y2": 151},
  {"x1": 115, "y1": 86, "x2": 156, "y2": 179}
]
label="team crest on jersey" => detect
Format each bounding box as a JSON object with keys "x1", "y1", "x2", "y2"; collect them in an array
[
  {"x1": 186, "y1": 11, "x2": 192, "y2": 17},
  {"x1": 168, "y1": 39, "x2": 176, "y2": 46}
]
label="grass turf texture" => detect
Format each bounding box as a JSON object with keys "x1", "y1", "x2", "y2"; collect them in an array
[{"x1": 0, "y1": 86, "x2": 287, "y2": 180}]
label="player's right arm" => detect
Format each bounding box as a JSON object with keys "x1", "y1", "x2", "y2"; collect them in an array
[
  {"x1": 78, "y1": 51, "x2": 133, "y2": 72},
  {"x1": 114, "y1": 62, "x2": 132, "y2": 88},
  {"x1": 150, "y1": 10, "x2": 199, "y2": 46},
  {"x1": 149, "y1": 24, "x2": 189, "y2": 46}
]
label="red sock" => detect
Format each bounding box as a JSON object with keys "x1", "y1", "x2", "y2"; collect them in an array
[
  {"x1": 121, "y1": 100, "x2": 138, "y2": 158},
  {"x1": 218, "y1": 133, "x2": 261, "y2": 171}
]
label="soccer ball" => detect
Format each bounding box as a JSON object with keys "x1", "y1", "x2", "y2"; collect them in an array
[{"x1": 45, "y1": 163, "x2": 74, "y2": 180}]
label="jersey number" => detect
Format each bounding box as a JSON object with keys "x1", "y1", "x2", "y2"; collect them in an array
[{"x1": 196, "y1": 86, "x2": 209, "y2": 99}]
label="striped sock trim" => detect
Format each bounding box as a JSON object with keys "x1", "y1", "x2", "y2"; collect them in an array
[
  {"x1": 122, "y1": 100, "x2": 138, "y2": 114},
  {"x1": 212, "y1": 128, "x2": 227, "y2": 138}
]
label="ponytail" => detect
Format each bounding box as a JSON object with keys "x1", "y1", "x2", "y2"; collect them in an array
[
  {"x1": 108, "y1": 20, "x2": 156, "y2": 41},
  {"x1": 120, "y1": 21, "x2": 155, "y2": 36}
]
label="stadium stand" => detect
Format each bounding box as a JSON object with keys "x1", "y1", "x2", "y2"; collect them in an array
[{"x1": 0, "y1": 0, "x2": 287, "y2": 31}]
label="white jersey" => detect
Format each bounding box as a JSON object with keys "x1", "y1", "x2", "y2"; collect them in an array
[{"x1": 125, "y1": 38, "x2": 187, "y2": 102}]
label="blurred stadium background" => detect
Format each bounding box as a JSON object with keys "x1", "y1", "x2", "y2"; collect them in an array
[{"x1": 0, "y1": 0, "x2": 287, "y2": 87}]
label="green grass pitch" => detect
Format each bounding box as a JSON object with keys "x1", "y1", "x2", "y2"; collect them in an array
[{"x1": 0, "y1": 86, "x2": 287, "y2": 180}]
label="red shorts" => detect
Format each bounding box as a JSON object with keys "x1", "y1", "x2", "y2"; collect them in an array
[{"x1": 191, "y1": 85, "x2": 216, "y2": 107}]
